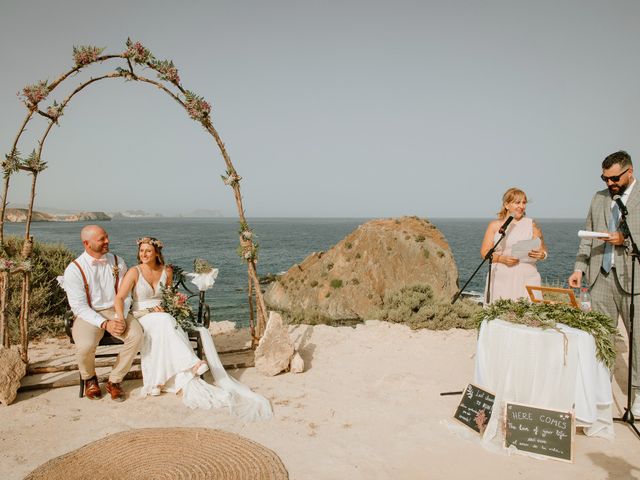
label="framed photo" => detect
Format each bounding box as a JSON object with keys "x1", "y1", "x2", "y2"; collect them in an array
[{"x1": 525, "y1": 285, "x2": 578, "y2": 308}]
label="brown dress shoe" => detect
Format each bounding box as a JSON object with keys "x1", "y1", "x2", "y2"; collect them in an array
[
  {"x1": 105, "y1": 381, "x2": 125, "y2": 402},
  {"x1": 84, "y1": 376, "x2": 102, "y2": 400}
]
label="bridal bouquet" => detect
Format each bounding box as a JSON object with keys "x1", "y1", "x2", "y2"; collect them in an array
[{"x1": 160, "y1": 285, "x2": 196, "y2": 331}]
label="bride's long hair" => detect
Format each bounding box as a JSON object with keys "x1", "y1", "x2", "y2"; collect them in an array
[{"x1": 136, "y1": 237, "x2": 165, "y2": 265}]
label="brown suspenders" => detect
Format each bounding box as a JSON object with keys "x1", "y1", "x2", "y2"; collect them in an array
[{"x1": 72, "y1": 254, "x2": 120, "y2": 308}]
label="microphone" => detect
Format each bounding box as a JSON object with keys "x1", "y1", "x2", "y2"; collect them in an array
[
  {"x1": 613, "y1": 195, "x2": 628, "y2": 216},
  {"x1": 498, "y1": 215, "x2": 514, "y2": 235}
]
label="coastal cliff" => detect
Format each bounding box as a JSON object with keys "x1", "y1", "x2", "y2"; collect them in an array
[
  {"x1": 264, "y1": 216, "x2": 459, "y2": 322},
  {"x1": 5, "y1": 209, "x2": 111, "y2": 222}
]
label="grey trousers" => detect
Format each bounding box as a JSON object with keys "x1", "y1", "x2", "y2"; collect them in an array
[{"x1": 590, "y1": 268, "x2": 640, "y2": 388}]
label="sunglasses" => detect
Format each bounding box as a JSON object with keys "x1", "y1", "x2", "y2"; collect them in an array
[{"x1": 601, "y1": 168, "x2": 629, "y2": 183}]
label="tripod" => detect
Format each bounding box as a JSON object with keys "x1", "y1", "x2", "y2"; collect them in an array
[
  {"x1": 443, "y1": 221, "x2": 510, "y2": 396},
  {"x1": 612, "y1": 213, "x2": 640, "y2": 439}
]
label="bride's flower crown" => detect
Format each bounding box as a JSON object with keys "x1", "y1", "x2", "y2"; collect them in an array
[{"x1": 136, "y1": 237, "x2": 164, "y2": 249}]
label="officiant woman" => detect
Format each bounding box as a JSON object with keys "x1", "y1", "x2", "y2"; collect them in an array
[{"x1": 480, "y1": 187, "x2": 547, "y2": 304}]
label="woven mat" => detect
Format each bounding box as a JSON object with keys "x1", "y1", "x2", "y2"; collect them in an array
[{"x1": 25, "y1": 428, "x2": 288, "y2": 480}]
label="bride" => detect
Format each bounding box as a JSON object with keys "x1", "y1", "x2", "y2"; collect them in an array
[{"x1": 114, "y1": 236, "x2": 271, "y2": 421}]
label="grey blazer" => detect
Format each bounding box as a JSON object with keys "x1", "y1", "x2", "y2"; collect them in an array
[{"x1": 574, "y1": 185, "x2": 640, "y2": 294}]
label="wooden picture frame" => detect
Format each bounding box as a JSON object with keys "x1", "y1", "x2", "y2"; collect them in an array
[{"x1": 525, "y1": 285, "x2": 578, "y2": 309}]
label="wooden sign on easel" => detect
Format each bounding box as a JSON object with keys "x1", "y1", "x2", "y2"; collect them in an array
[
  {"x1": 504, "y1": 402, "x2": 575, "y2": 463},
  {"x1": 453, "y1": 383, "x2": 495, "y2": 436}
]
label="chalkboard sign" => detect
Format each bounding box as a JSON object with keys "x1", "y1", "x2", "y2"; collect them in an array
[
  {"x1": 453, "y1": 383, "x2": 495, "y2": 435},
  {"x1": 504, "y1": 402, "x2": 574, "y2": 462}
]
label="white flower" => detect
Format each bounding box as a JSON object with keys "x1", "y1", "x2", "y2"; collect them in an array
[
  {"x1": 241, "y1": 230, "x2": 252, "y2": 240},
  {"x1": 186, "y1": 269, "x2": 219, "y2": 292}
]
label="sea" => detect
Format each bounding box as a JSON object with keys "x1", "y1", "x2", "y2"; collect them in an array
[{"x1": 4, "y1": 218, "x2": 585, "y2": 327}]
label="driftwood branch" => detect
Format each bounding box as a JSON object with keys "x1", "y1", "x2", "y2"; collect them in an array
[{"x1": 0, "y1": 111, "x2": 35, "y2": 246}]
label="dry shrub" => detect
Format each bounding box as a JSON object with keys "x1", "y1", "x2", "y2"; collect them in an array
[
  {"x1": 373, "y1": 284, "x2": 481, "y2": 330},
  {"x1": 2, "y1": 236, "x2": 76, "y2": 342}
]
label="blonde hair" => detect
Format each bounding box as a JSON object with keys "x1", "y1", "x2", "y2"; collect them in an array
[
  {"x1": 136, "y1": 237, "x2": 165, "y2": 265},
  {"x1": 497, "y1": 187, "x2": 527, "y2": 219}
]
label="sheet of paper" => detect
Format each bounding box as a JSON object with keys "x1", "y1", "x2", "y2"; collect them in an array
[
  {"x1": 510, "y1": 237, "x2": 541, "y2": 262},
  {"x1": 578, "y1": 230, "x2": 609, "y2": 239}
]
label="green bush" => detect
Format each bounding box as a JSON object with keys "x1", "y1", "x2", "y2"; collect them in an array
[
  {"x1": 372, "y1": 284, "x2": 481, "y2": 330},
  {"x1": 2, "y1": 236, "x2": 76, "y2": 342},
  {"x1": 310, "y1": 280, "x2": 318, "y2": 287},
  {"x1": 330, "y1": 279, "x2": 343, "y2": 289},
  {"x1": 415, "y1": 235, "x2": 426, "y2": 243}
]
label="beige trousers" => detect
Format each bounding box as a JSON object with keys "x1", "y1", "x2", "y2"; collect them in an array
[{"x1": 72, "y1": 308, "x2": 143, "y2": 383}]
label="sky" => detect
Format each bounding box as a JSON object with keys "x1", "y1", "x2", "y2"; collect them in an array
[{"x1": 1, "y1": 0, "x2": 639, "y2": 218}]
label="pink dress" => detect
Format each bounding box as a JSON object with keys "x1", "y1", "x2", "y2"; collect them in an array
[{"x1": 485, "y1": 217, "x2": 541, "y2": 304}]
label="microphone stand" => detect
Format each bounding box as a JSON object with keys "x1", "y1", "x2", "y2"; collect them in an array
[
  {"x1": 613, "y1": 213, "x2": 640, "y2": 439},
  {"x1": 443, "y1": 226, "x2": 508, "y2": 397},
  {"x1": 451, "y1": 229, "x2": 508, "y2": 305}
]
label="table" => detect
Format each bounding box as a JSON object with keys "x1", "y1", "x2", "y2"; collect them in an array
[{"x1": 474, "y1": 319, "x2": 614, "y2": 443}]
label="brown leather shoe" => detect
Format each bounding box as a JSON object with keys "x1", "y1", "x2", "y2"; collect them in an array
[
  {"x1": 105, "y1": 381, "x2": 126, "y2": 402},
  {"x1": 84, "y1": 376, "x2": 102, "y2": 400}
]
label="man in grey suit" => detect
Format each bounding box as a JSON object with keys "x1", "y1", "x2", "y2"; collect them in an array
[{"x1": 569, "y1": 150, "x2": 640, "y2": 414}]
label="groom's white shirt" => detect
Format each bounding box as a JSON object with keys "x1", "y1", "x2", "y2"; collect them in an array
[{"x1": 63, "y1": 252, "x2": 128, "y2": 328}]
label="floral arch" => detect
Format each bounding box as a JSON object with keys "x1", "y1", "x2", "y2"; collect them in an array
[{"x1": 1, "y1": 40, "x2": 267, "y2": 361}]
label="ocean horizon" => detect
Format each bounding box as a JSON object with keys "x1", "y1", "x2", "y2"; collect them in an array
[{"x1": 4, "y1": 217, "x2": 586, "y2": 326}]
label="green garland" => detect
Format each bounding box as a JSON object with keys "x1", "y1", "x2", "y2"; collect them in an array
[{"x1": 473, "y1": 299, "x2": 619, "y2": 369}]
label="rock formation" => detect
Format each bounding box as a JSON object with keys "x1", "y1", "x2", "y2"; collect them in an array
[
  {"x1": 255, "y1": 312, "x2": 296, "y2": 376},
  {"x1": 5, "y1": 209, "x2": 55, "y2": 222},
  {"x1": 0, "y1": 347, "x2": 26, "y2": 405},
  {"x1": 5, "y1": 208, "x2": 110, "y2": 222},
  {"x1": 264, "y1": 216, "x2": 459, "y2": 322},
  {"x1": 61, "y1": 211, "x2": 111, "y2": 222}
]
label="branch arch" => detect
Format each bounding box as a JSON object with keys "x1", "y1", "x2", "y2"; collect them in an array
[{"x1": 1, "y1": 41, "x2": 267, "y2": 356}]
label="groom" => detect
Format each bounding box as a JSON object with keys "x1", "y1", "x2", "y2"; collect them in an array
[{"x1": 63, "y1": 225, "x2": 143, "y2": 401}]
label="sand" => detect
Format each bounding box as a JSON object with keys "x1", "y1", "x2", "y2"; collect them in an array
[{"x1": 1, "y1": 320, "x2": 639, "y2": 480}]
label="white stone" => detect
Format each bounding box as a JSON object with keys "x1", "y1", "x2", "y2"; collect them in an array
[
  {"x1": 255, "y1": 312, "x2": 295, "y2": 376},
  {"x1": 0, "y1": 347, "x2": 26, "y2": 406},
  {"x1": 289, "y1": 352, "x2": 305, "y2": 374},
  {"x1": 208, "y1": 320, "x2": 236, "y2": 335}
]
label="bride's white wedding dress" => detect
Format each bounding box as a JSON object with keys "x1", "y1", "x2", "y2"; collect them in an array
[{"x1": 132, "y1": 266, "x2": 272, "y2": 421}]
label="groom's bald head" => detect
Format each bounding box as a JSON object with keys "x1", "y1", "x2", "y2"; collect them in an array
[{"x1": 81, "y1": 225, "x2": 110, "y2": 257}]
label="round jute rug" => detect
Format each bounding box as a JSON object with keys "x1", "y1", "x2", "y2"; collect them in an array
[{"x1": 25, "y1": 427, "x2": 288, "y2": 480}]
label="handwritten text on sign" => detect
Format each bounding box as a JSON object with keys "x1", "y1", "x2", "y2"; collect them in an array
[
  {"x1": 504, "y1": 402, "x2": 574, "y2": 462},
  {"x1": 453, "y1": 384, "x2": 495, "y2": 435}
]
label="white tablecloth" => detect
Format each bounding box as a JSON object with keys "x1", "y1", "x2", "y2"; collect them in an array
[{"x1": 474, "y1": 318, "x2": 614, "y2": 442}]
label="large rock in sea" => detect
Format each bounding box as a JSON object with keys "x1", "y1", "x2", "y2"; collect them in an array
[{"x1": 264, "y1": 216, "x2": 459, "y2": 322}]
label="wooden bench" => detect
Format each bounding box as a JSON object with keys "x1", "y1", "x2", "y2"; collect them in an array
[{"x1": 64, "y1": 273, "x2": 211, "y2": 397}]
